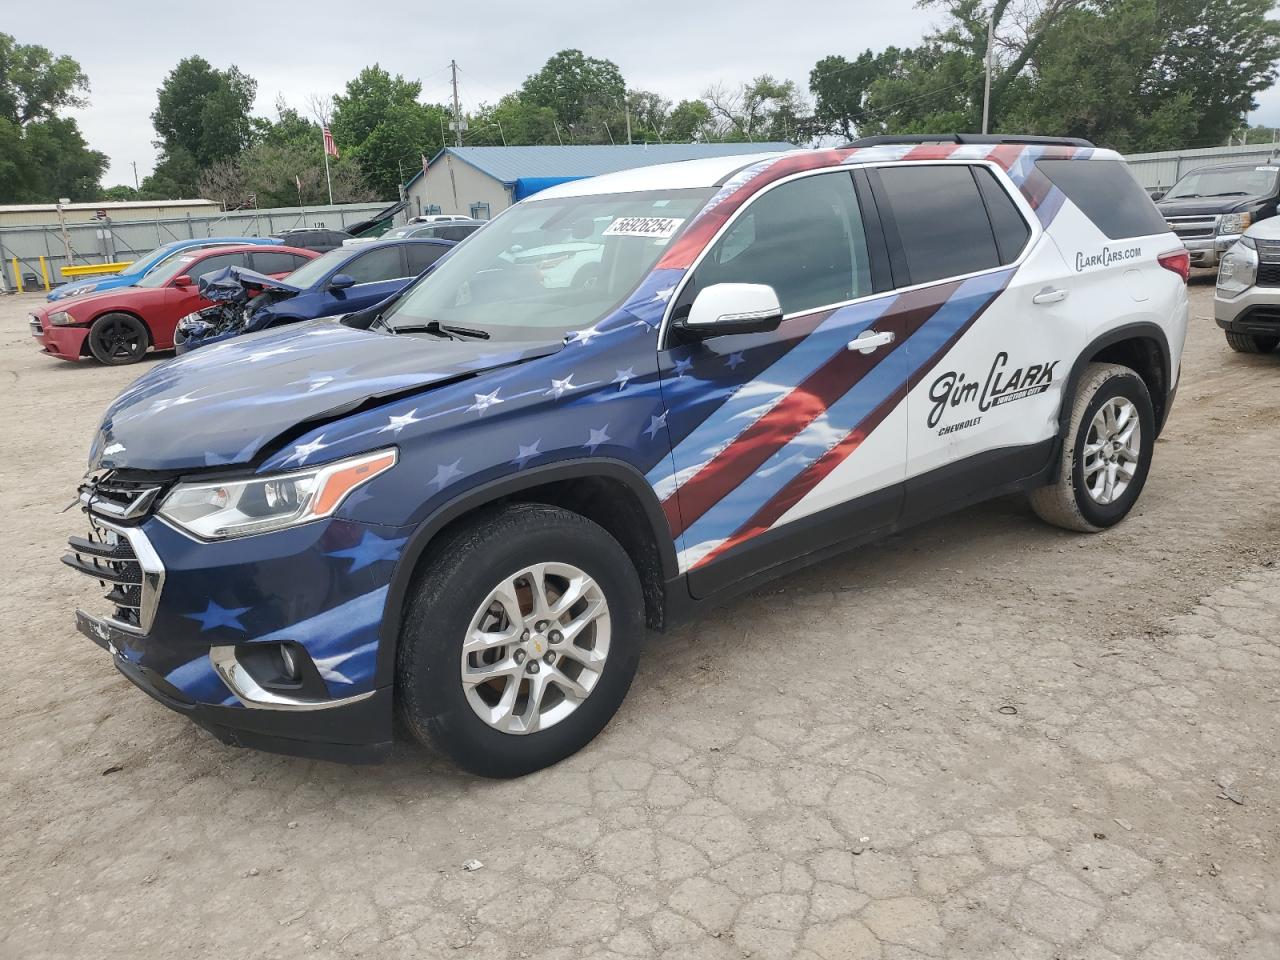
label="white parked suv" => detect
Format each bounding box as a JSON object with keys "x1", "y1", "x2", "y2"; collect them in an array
[
  {"x1": 67, "y1": 134, "x2": 1189, "y2": 774},
  {"x1": 1215, "y1": 216, "x2": 1280, "y2": 354}
]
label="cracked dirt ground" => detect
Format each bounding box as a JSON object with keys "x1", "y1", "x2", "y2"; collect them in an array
[{"x1": 1, "y1": 280, "x2": 1277, "y2": 959}]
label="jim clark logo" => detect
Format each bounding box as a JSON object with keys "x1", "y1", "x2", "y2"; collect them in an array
[
  {"x1": 927, "y1": 352, "x2": 1059, "y2": 432},
  {"x1": 1075, "y1": 244, "x2": 1142, "y2": 271}
]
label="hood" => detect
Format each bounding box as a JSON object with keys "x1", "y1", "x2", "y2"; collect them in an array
[
  {"x1": 1243, "y1": 216, "x2": 1280, "y2": 242},
  {"x1": 1156, "y1": 195, "x2": 1261, "y2": 217},
  {"x1": 198, "y1": 265, "x2": 302, "y2": 302},
  {"x1": 90, "y1": 319, "x2": 561, "y2": 472}
]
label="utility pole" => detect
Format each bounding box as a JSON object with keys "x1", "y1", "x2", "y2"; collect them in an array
[
  {"x1": 625, "y1": 95, "x2": 632, "y2": 145},
  {"x1": 981, "y1": 12, "x2": 994, "y2": 134},
  {"x1": 131, "y1": 161, "x2": 139, "y2": 191},
  {"x1": 449, "y1": 60, "x2": 464, "y2": 147}
]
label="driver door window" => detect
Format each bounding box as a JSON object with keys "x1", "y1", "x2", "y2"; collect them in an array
[{"x1": 344, "y1": 246, "x2": 408, "y2": 284}]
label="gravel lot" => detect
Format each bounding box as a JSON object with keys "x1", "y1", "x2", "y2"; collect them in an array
[{"x1": 1, "y1": 280, "x2": 1277, "y2": 960}]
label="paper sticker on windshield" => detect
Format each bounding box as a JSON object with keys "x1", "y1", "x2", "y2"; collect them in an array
[
  {"x1": 603, "y1": 216, "x2": 685, "y2": 239},
  {"x1": 1256, "y1": 166, "x2": 1278, "y2": 171}
]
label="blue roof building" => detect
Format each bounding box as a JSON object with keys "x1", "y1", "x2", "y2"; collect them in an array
[{"x1": 404, "y1": 143, "x2": 795, "y2": 220}]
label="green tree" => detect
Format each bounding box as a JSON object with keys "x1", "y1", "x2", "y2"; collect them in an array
[
  {"x1": 665, "y1": 99, "x2": 715, "y2": 142},
  {"x1": 331, "y1": 65, "x2": 447, "y2": 197},
  {"x1": 0, "y1": 34, "x2": 105, "y2": 202},
  {"x1": 101, "y1": 184, "x2": 139, "y2": 201},
  {"x1": 703, "y1": 76, "x2": 808, "y2": 142},
  {"x1": 151, "y1": 56, "x2": 257, "y2": 168},
  {"x1": 810, "y1": 51, "x2": 891, "y2": 139},
  {"x1": 198, "y1": 141, "x2": 374, "y2": 209},
  {"x1": 468, "y1": 94, "x2": 561, "y2": 146},
  {"x1": 520, "y1": 49, "x2": 625, "y2": 133},
  {"x1": 139, "y1": 147, "x2": 200, "y2": 199}
]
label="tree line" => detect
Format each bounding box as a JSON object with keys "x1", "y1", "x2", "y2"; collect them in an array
[{"x1": 1, "y1": 0, "x2": 1277, "y2": 206}]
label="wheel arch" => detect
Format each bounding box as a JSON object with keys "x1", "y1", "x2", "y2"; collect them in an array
[
  {"x1": 375, "y1": 458, "x2": 679, "y2": 687},
  {"x1": 1062, "y1": 323, "x2": 1172, "y2": 438},
  {"x1": 84, "y1": 308, "x2": 153, "y2": 357}
]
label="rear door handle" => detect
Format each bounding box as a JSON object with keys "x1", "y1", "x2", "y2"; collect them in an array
[
  {"x1": 1032, "y1": 287, "x2": 1069, "y2": 305},
  {"x1": 848, "y1": 329, "x2": 896, "y2": 354}
]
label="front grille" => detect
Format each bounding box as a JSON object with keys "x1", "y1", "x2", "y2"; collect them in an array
[
  {"x1": 64, "y1": 523, "x2": 146, "y2": 630},
  {"x1": 1256, "y1": 262, "x2": 1280, "y2": 287},
  {"x1": 79, "y1": 473, "x2": 164, "y2": 520},
  {"x1": 1256, "y1": 239, "x2": 1280, "y2": 263},
  {"x1": 1165, "y1": 215, "x2": 1217, "y2": 240},
  {"x1": 67, "y1": 472, "x2": 167, "y2": 633}
]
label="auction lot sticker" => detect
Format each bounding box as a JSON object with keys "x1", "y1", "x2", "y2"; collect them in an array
[{"x1": 603, "y1": 216, "x2": 685, "y2": 239}]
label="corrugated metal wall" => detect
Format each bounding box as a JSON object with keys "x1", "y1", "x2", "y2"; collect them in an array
[
  {"x1": 1124, "y1": 143, "x2": 1280, "y2": 191},
  {"x1": 0, "y1": 202, "x2": 390, "y2": 292}
]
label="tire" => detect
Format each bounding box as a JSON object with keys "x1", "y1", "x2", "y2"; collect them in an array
[
  {"x1": 1225, "y1": 331, "x2": 1279, "y2": 354},
  {"x1": 1029, "y1": 362, "x2": 1156, "y2": 533},
  {"x1": 87, "y1": 313, "x2": 150, "y2": 365},
  {"x1": 396, "y1": 503, "x2": 644, "y2": 778}
]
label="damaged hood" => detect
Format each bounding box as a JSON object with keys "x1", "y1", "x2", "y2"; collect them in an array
[
  {"x1": 198, "y1": 265, "x2": 302, "y2": 301},
  {"x1": 90, "y1": 318, "x2": 560, "y2": 472}
]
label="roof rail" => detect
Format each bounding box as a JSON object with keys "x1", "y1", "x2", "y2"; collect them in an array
[{"x1": 845, "y1": 133, "x2": 1095, "y2": 149}]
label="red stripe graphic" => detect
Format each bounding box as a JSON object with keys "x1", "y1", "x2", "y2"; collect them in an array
[
  {"x1": 692, "y1": 275, "x2": 1012, "y2": 570},
  {"x1": 665, "y1": 283, "x2": 961, "y2": 539},
  {"x1": 902, "y1": 143, "x2": 961, "y2": 162}
]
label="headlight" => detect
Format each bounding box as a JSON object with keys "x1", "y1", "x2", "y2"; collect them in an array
[
  {"x1": 1218, "y1": 212, "x2": 1252, "y2": 236},
  {"x1": 1216, "y1": 241, "x2": 1257, "y2": 296},
  {"x1": 158, "y1": 448, "x2": 397, "y2": 540},
  {"x1": 48, "y1": 311, "x2": 77, "y2": 326}
]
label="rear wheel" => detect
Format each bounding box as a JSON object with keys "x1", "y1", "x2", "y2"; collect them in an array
[
  {"x1": 396, "y1": 503, "x2": 644, "y2": 777},
  {"x1": 1225, "y1": 331, "x2": 1279, "y2": 354},
  {"x1": 1029, "y1": 362, "x2": 1156, "y2": 533},
  {"x1": 87, "y1": 313, "x2": 150, "y2": 365}
]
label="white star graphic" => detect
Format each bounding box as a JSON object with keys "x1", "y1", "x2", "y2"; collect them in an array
[
  {"x1": 312, "y1": 651, "x2": 357, "y2": 684},
  {"x1": 379, "y1": 409, "x2": 424, "y2": 434},
  {"x1": 725, "y1": 352, "x2": 746, "y2": 370},
  {"x1": 583, "y1": 425, "x2": 611, "y2": 453},
  {"x1": 307, "y1": 376, "x2": 336, "y2": 392},
  {"x1": 150, "y1": 391, "x2": 200, "y2": 413},
  {"x1": 546, "y1": 374, "x2": 577, "y2": 399},
  {"x1": 511, "y1": 439, "x2": 542, "y2": 469},
  {"x1": 430, "y1": 459, "x2": 464, "y2": 490},
  {"x1": 654, "y1": 285, "x2": 677, "y2": 302},
  {"x1": 468, "y1": 389, "x2": 503, "y2": 414},
  {"x1": 673, "y1": 357, "x2": 694, "y2": 378},
  {"x1": 644, "y1": 412, "x2": 668, "y2": 440},
  {"x1": 284, "y1": 434, "x2": 328, "y2": 465},
  {"x1": 613, "y1": 367, "x2": 635, "y2": 390},
  {"x1": 569, "y1": 327, "x2": 600, "y2": 346}
]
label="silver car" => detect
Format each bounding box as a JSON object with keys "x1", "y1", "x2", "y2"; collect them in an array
[{"x1": 1215, "y1": 218, "x2": 1280, "y2": 354}]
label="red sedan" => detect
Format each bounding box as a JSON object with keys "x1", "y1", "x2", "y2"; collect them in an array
[{"x1": 29, "y1": 244, "x2": 318, "y2": 365}]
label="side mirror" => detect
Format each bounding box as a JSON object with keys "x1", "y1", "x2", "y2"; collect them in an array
[
  {"x1": 678, "y1": 283, "x2": 783, "y2": 337},
  {"x1": 1149, "y1": 190, "x2": 1165, "y2": 202},
  {"x1": 173, "y1": 274, "x2": 193, "y2": 287},
  {"x1": 329, "y1": 273, "x2": 356, "y2": 290}
]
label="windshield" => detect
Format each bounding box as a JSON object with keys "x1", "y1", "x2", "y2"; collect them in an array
[
  {"x1": 280, "y1": 247, "x2": 351, "y2": 289},
  {"x1": 1164, "y1": 166, "x2": 1278, "y2": 200},
  {"x1": 121, "y1": 241, "x2": 182, "y2": 277},
  {"x1": 135, "y1": 254, "x2": 200, "y2": 288},
  {"x1": 381, "y1": 226, "x2": 416, "y2": 240},
  {"x1": 382, "y1": 188, "x2": 713, "y2": 339}
]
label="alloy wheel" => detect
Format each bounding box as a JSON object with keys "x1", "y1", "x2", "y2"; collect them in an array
[
  {"x1": 1082, "y1": 397, "x2": 1142, "y2": 505},
  {"x1": 460, "y1": 562, "x2": 611, "y2": 734}
]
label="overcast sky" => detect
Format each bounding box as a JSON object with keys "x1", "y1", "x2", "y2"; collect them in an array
[{"x1": 13, "y1": 1, "x2": 1280, "y2": 186}]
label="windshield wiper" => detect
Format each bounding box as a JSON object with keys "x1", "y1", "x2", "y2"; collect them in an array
[
  {"x1": 385, "y1": 320, "x2": 491, "y2": 340},
  {"x1": 1206, "y1": 191, "x2": 1250, "y2": 197}
]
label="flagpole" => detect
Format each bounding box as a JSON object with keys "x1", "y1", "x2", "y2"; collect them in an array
[{"x1": 322, "y1": 134, "x2": 334, "y2": 206}]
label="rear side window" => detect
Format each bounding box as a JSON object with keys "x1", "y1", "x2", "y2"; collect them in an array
[
  {"x1": 406, "y1": 243, "x2": 448, "y2": 274},
  {"x1": 1035, "y1": 159, "x2": 1169, "y2": 239},
  {"x1": 190, "y1": 252, "x2": 246, "y2": 280},
  {"x1": 441, "y1": 225, "x2": 479, "y2": 241},
  {"x1": 252, "y1": 251, "x2": 303, "y2": 274},
  {"x1": 877, "y1": 165, "x2": 1000, "y2": 284},
  {"x1": 974, "y1": 167, "x2": 1031, "y2": 264}
]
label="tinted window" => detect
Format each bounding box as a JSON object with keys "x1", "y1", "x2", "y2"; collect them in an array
[
  {"x1": 441, "y1": 224, "x2": 481, "y2": 242},
  {"x1": 974, "y1": 167, "x2": 1031, "y2": 264},
  {"x1": 406, "y1": 243, "x2": 448, "y2": 274},
  {"x1": 252, "y1": 251, "x2": 305, "y2": 274},
  {"x1": 1035, "y1": 159, "x2": 1169, "y2": 240},
  {"x1": 689, "y1": 171, "x2": 872, "y2": 315},
  {"x1": 344, "y1": 246, "x2": 407, "y2": 283},
  {"x1": 190, "y1": 252, "x2": 246, "y2": 280},
  {"x1": 878, "y1": 165, "x2": 1000, "y2": 284}
]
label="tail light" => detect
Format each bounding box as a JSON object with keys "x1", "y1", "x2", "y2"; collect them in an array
[{"x1": 1158, "y1": 250, "x2": 1190, "y2": 283}]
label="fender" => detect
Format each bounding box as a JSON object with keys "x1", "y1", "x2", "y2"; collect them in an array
[
  {"x1": 1056, "y1": 322, "x2": 1172, "y2": 455},
  {"x1": 373, "y1": 457, "x2": 680, "y2": 687}
]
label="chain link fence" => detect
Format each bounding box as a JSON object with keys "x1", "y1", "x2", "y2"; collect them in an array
[{"x1": 0, "y1": 202, "x2": 390, "y2": 292}]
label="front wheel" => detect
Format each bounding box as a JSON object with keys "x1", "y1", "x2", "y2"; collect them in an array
[
  {"x1": 87, "y1": 312, "x2": 150, "y2": 365},
  {"x1": 1029, "y1": 362, "x2": 1156, "y2": 533},
  {"x1": 396, "y1": 503, "x2": 644, "y2": 777},
  {"x1": 1225, "y1": 331, "x2": 1279, "y2": 354}
]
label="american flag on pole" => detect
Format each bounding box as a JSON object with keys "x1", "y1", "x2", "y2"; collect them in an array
[
  {"x1": 322, "y1": 125, "x2": 339, "y2": 159},
  {"x1": 421, "y1": 153, "x2": 430, "y2": 178}
]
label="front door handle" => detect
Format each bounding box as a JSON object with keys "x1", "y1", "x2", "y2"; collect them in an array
[
  {"x1": 1032, "y1": 286, "x2": 1069, "y2": 305},
  {"x1": 848, "y1": 329, "x2": 896, "y2": 354}
]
